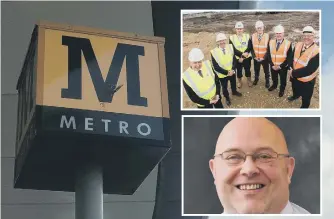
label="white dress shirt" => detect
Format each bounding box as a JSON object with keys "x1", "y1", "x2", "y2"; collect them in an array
[{"x1": 207, "y1": 201, "x2": 310, "y2": 218}]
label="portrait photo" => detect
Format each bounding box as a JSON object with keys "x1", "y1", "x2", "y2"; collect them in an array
[{"x1": 182, "y1": 116, "x2": 321, "y2": 215}]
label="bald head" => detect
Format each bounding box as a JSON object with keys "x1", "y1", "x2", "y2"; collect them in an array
[
  {"x1": 215, "y1": 118, "x2": 288, "y2": 155},
  {"x1": 210, "y1": 118, "x2": 295, "y2": 214}
]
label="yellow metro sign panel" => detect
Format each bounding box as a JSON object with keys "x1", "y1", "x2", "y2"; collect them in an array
[
  {"x1": 36, "y1": 22, "x2": 169, "y2": 118},
  {"x1": 30, "y1": 21, "x2": 170, "y2": 141}
]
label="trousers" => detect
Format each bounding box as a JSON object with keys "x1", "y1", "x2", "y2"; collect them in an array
[
  {"x1": 236, "y1": 57, "x2": 251, "y2": 78},
  {"x1": 254, "y1": 59, "x2": 270, "y2": 81},
  {"x1": 271, "y1": 67, "x2": 287, "y2": 91},
  {"x1": 220, "y1": 74, "x2": 237, "y2": 98},
  {"x1": 290, "y1": 77, "x2": 316, "y2": 108}
]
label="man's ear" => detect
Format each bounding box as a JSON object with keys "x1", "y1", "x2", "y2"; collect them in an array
[
  {"x1": 287, "y1": 157, "x2": 295, "y2": 184},
  {"x1": 209, "y1": 159, "x2": 216, "y2": 183}
]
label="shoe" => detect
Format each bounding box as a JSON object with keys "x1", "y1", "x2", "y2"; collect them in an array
[
  {"x1": 226, "y1": 98, "x2": 231, "y2": 106},
  {"x1": 253, "y1": 78, "x2": 259, "y2": 85},
  {"x1": 268, "y1": 85, "x2": 277, "y2": 91},
  {"x1": 265, "y1": 80, "x2": 270, "y2": 88},
  {"x1": 247, "y1": 77, "x2": 253, "y2": 87},
  {"x1": 232, "y1": 91, "x2": 242, "y2": 97},
  {"x1": 237, "y1": 78, "x2": 242, "y2": 88},
  {"x1": 279, "y1": 90, "x2": 284, "y2": 97},
  {"x1": 288, "y1": 95, "x2": 300, "y2": 102}
]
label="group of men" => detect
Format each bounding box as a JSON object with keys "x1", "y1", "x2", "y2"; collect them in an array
[{"x1": 183, "y1": 20, "x2": 319, "y2": 109}]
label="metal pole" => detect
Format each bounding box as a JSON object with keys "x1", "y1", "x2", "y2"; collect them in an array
[{"x1": 75, "y1": 161, "x2": 103, "y2": 219}]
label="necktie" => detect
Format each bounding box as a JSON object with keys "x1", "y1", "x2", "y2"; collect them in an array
[
  {"x1": 301, "y1": 46, "x2": 308, "y2": 56},
  {"x1": 222, "y1": 48, "x2": 226, "y2": 54},
  {"x1": 258, "y1": 34, "x2": 262, "y2": 42},
  {"x1": 276, "y1": 41, "x2": 281, "y2": 51},
  {"x1": 198, "y1": 70, "x2": 203, "y2": 77}
]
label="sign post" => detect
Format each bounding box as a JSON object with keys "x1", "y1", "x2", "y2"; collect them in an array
[
  {"x1": 75, "y1": 161, "x2": 103, "y2": 219},
  {"x1": 14, "y1": 21, "x2": 171, "y2": 219}
]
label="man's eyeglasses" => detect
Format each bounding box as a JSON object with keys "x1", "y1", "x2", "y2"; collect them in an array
[{"x1": 213, "y1": 150, "x2": 290, "y2": 166}]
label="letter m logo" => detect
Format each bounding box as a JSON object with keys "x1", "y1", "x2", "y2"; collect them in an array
[{"x1": 61, "y1": 36, "x2": 147, "y2": 107}]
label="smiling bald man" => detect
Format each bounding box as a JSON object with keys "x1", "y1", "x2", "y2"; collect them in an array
[{"x1": 208, "y1": 117, "x2": 310, "y2": 215}]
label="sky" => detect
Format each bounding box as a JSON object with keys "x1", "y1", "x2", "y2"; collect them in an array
[{"x1": 237, "y1": 1, "x2": 334, "y2": 218}]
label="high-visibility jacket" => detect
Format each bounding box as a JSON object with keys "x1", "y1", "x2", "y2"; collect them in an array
[
  {"x1": 230, "y1": 34, "x2": 252, "y2": 59},
  {"x1": 183, "y1": 60, "x2": 216, "y2": 107},
  {"x1": 252, "y1": 33, "x2": 269, "y2": 59},
  {"x1": 293, "y1": 42, "x2": 319, "y2": 82},
  {"x1": 269, "y1": 39, "x2": 291, "y2": 66},
  {"x1": 210, "y1": 44, "x2": 234, "y2": 78}
]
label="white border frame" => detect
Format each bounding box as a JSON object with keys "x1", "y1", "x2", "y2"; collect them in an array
[
  {"x1": 181, "y1": 115, "x2": 322, "y2": 216},
  {"x1": 180, "y1": 9, "x2": 322, "y2": 111}
]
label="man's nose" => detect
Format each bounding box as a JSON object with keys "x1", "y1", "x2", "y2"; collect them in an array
[{"x1": 240, "y1": 156, "x2": 260, "y2": 177}]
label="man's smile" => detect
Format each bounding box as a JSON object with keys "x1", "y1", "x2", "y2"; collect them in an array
[{"x1": 236, "y1": 183, "x2": 266, "y2": 190}]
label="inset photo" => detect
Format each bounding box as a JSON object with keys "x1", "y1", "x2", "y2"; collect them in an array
[
  {"x1": 182, "y1": 116, "x2": 321, "y2": 216},
  {"x1": 181, "y1": 10, "x2": 320, "y2": 110}
]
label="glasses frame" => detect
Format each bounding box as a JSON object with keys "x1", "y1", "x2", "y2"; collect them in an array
[{"x1": 213, "y1": 150, "x2": 291, "y2": 165}]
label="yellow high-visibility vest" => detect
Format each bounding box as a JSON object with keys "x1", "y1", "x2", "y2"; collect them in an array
[
  {"x1": 210, "y1": 44, "x2": 234, "y2": 78},
  {"x1": 230, "y1": 34, "x2": 252, "y2": 59},
  {"x1": 183, "y1": 60, "x2": 216, "y2": 107},
  {"x1": 293, "y1": 42, "x2": 319, "y2": 82}
]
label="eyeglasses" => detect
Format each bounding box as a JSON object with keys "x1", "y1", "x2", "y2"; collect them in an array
[{"x1": 213, "y1": 150, "x2": 290, "y2": 166}]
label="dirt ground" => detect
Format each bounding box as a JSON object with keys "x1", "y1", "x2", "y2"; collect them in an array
[{"x1": 182, "y1": 11, "x2": 320, "y2": 109}]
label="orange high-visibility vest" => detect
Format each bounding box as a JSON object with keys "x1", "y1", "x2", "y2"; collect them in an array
[
  {"x1": 293, "y1": 42, "x2": 319, "y2": 82},
  {"x1": 269, "y1": 39, "x2": 291, "y2": 66},
  {"x1": 252, "y1": 33, "x2": 269, "y2": 59}
]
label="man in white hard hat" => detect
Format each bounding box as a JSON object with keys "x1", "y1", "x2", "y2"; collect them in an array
[
  {"x1": 183, "y1": 48, "x2": 224, "y2": 108},
  {"x1": 287, "y1": 26, "x2": 319, "y2": 108},
  {"x1": 249, "y1": 20, "x2": 271, "y2": 88},
  {"x1": 229, "y1": 21, "x2": 253, "y2": 88},
  {"x1": 211, "y1": 33, "x2": 242, "y2": 107},
  {"x1": 267, "y1": 25, "x2": 293, "y2": 97}
]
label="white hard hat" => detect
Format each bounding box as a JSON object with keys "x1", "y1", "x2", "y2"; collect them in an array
[
  {"x1": 255, "y1": 20, "x2": 264, "y2": 28},
  {"x1": 303, "y1": 26, "x2": 315, "y2": 33},
  {"x1": 216, "y1": 33, "x2": 227, "y2": 42},
  {"x1": 188, "y1": 48, "x2": 204, "y2": 62},
  {"x1": 235, "y1": 21, "x2": 244, "y2": 29},
  {"x1": 274, "y1": 25, "x2": 284, "y2": 33}
]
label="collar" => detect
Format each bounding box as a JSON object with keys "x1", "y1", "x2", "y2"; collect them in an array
[
  {"x1": 280, "y1": 201, "x2": 294, "y2": 214},
  {"x1": 303, "y1": 42, "x2": 315, "y2": 50},
  {"x1": 276, "y1": 39, "x2": 284, "y2": 44},
  {"x1": 222, "y1": 201, "x2": 293, "y2": 214}
]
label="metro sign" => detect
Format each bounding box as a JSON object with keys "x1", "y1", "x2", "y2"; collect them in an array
[
  {"x1": 33, "y1": 22, "x2": 169, "y2": 139},
  {"x1": 14, "y1": 21, "x2": 171, "y2": 194}
]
